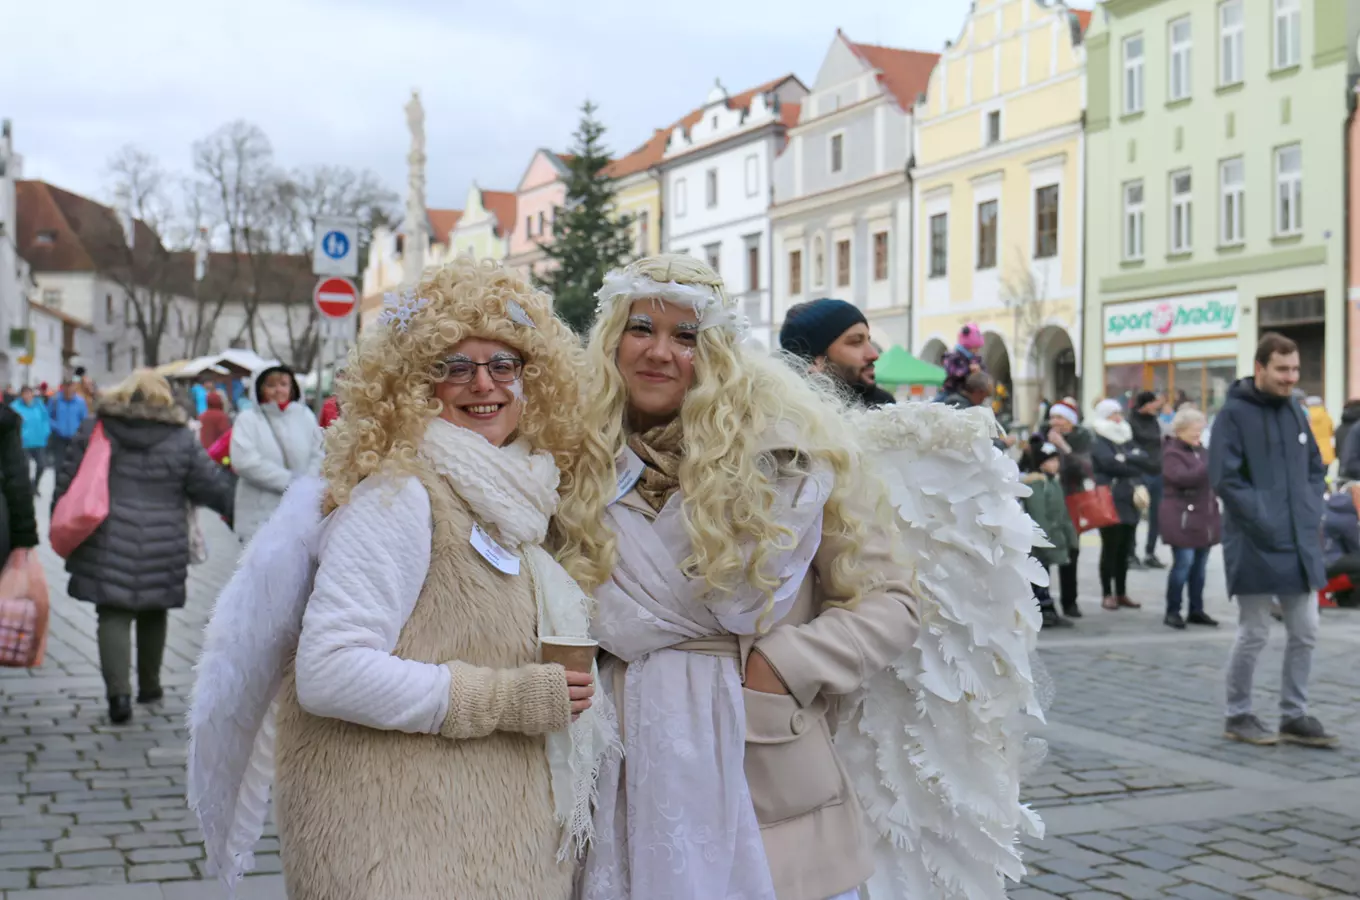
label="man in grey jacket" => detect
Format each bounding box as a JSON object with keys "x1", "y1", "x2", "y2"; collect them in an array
[{"x1": 1209, "y1": 333, "x2": 1335, "y2": 748}]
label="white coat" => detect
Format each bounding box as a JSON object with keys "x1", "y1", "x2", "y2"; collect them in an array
[{"x1": 230, "y1": 364, "x2": 322, "y2": 544}]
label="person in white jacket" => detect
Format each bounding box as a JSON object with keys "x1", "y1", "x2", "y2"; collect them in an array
[{"x1": 229, "y1": 362, "x2": 322, "y2": 543}]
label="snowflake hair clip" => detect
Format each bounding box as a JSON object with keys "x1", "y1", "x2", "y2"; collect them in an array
[{"x1": 378, "y1": 289, "x2": 430, "y2": 333}]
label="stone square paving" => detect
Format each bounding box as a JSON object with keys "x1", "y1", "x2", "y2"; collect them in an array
[{"x1": 1, "y1": 493, "x2": 1358, "y2": 898}]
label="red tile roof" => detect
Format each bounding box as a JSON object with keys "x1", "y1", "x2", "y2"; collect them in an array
[
  {"x1": 16, "y1": 180, "x2": 162, "y2": 274},
  {"x1": 480, "y1": 190, "x2": 518, "y2": 238},
  {"x1": 427, "y1": 208, "x2": 463, "y2": 243},
  {"x1": 604, "y1": 74, "x2": 803, "y2": 179},
  {"x1": 845, "y1": 38, "x2": 940, "y2": 111},
  {"x1": 1073, "y1": 9, "x2": 1093, "y2": 34}
]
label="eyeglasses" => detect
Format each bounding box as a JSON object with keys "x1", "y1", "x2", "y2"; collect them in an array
[{"x1": 438, "y1": 357, "x2": 524, "y2": 384}]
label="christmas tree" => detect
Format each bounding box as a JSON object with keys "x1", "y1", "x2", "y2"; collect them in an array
[{"x1": 536, "y1": 101, "x2": 636, "y2": 333}]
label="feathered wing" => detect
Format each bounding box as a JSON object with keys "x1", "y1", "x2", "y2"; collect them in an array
[
  {"x1": 835, "y1": 403, "x2": 1046, "y2": 900},
  {"x1": 186, "y1": 476, "x2": 328, "y2": 896}
]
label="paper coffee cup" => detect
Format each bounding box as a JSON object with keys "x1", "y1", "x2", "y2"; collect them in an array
[{"x1": 540, "y1": 636, "x2": 598, "y2": 674}]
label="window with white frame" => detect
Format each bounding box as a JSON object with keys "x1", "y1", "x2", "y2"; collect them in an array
[
  {"x1": 744, "y1": 154, "x2": 759, "y2": 197},
  {"x1": 705, "y1": 169, "x2": 718, "y2": 208},
  {"x1": 1034, "y1": 185, "x2": 1059, "y2": 259},
  {"x1": 636, "y1": 210, "x2": 650, "y2": 255},
  {"x1": 1123, "y1": 34, "x2": 1145, "y2": 115},
  {"x1": 835, "y1": 239, "x2": 851, "y2": 288},
  {"x1": 789, "y1": 249, "x2": 803, "y2": 295},
  {"x1": 674, "y1": 178, "x2": 687, "y2": 217},
  {"x1": 977, "y1": 200, "x2": 998, "y2": 269},
  {"x1": 1168, "y1": 16, "x2": 1192, "y2": 101},
  {"x1": 830, "y1": 133, "x2": 844, "y2": 173},
  {"x1": 1276, "y1": 144, "x2": 1302, "y2": 235},
  {"x1": 929, "y1": 214, "x2": 948, "y2": 278},
  {"x1": 813, "y1": 236, "x2": 825, "y2": 287},
  {"x1": 1123, "y1": 180, "x2": 1145, "y2": 261},
  {"x1": 985, "y1": 110, "x2": 1001, "y2": 145},
  {"x1": 1274, "y1": 0, "x2": 1300, "y2": 70},
  {"x1": 1220, "y1": 157, "x2": 1244, "y2": 246},
  {"x1": 704, "y1": 242, "x2": 721, "y2": 275},
  {"x1": 1219, "y1": 0, "x2": 1243, "y2": 86},
  {"x1": 1170, "y1": 170, "x2": 1193, "y2": 254}
]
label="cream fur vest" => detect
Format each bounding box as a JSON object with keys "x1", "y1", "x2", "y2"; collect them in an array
[{"x1": 271, "y1": 464, "x2": 572, "y2": 900}]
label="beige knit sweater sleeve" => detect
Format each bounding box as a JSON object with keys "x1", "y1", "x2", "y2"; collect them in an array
[{"x1": 439, "y1": 661, "x2": 572, "y2": 739}]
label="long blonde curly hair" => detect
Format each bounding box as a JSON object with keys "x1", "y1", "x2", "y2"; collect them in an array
[
  {"x1": 322, "y1": 257, "x2": 585, "y2": 513},
  {"x1": 552, "y1": 254, "x2": 892, "y2": 616}
]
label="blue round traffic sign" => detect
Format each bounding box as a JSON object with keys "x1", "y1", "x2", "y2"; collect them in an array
[{"x1": 321, "y1": 230, "x2": 350, "y2": 260}]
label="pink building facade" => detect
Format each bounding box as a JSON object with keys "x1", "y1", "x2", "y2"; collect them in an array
[{"x1": 505, "y1": 149, "x2": 570, "y2": 281}]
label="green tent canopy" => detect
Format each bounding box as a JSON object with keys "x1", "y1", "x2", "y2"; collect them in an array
[{"x1": 874, "y1": 345, "x2": 946, "y2": 387}]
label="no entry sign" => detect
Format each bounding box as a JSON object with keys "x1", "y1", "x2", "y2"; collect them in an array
[{"x1": 313, "y1": 276, "x2": 358, "y2": 319}]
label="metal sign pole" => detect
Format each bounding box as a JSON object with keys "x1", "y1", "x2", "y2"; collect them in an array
[{"x1": 313, "y1": 321, "x2": 326, "y2": 417}]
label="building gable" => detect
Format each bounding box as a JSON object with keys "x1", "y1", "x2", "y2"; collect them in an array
[{"x1": 516, "y1": 149, "x2": 571, "y2": 194}]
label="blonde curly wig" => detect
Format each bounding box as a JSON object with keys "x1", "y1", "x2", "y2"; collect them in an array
[
  {"x1": 322, "y1": 257, "x2": 585, "y2": 513},
  {"x1": 552, "y1": 254, "x2": 893, "y2": 617}
]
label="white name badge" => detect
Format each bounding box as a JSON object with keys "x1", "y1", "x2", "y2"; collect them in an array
[
  {"x1": 612, "y1": 448, "x2": 646, "y2": 505},
  {"x1": 470, "y1": 523, "x2": 520, "y2": 576}
]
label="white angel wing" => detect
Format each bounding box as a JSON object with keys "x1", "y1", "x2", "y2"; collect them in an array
[
  {"x1": 835, "y1": 403, "x2": 1046, "y2": 900},
  {"x1": 186, "y1": 476, "x2": 328, "y2": 896}
]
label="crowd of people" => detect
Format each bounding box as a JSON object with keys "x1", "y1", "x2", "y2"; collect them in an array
[
  {"x1": 0, "y1": 362, "x2": 329, "y2": 725},
  {"x1": 1017, "y1": 332, "x2": 1340, "y2": 749}
]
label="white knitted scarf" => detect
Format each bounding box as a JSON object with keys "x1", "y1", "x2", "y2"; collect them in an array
[{"x1": 419, "y1": 418, "x2": 619, "y2": 860}]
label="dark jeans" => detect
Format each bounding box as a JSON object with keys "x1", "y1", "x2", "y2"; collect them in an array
[
  {"x1": 1059, "y1": 547, "x2": 1080, "y2": 610},
  {"x1": 49, "y1": 435, "x2": 72, "y2": 471},
  {"x1": 1166, "y1": 546, "x2": 1209, "y2": 616},
  {"x1": 1032, "y1": 560, "x2": 1056, "y2": 610},
  {"x1": 1144, "y1": 474, "x2": 1164, "y2": 556},
  {"x1": 95, "y1": 608, "x2": 167, "y2": 699},
  {"x1": 1099, "y1": 523, "x2": 1136, "y2": 597},
  {"x1": 24, "y1": 448, "x2": 45, "y2": 493}
]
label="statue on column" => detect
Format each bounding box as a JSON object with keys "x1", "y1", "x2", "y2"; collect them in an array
[{"x1": 402, "y1": 90, "x2": 427, "y2": 289}]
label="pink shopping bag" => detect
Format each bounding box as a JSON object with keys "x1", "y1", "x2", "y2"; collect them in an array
[{"x1": 50, "y1": 421, "x2": 112, "y2": 559}]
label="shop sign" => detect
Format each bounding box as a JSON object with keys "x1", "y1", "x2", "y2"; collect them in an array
[{"x1": 1104, "y1": 291, "x2": 1238, "y2": 345}]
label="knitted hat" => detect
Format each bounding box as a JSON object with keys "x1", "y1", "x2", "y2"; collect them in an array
[
  {"x1": 1035, "y1": 442, "x2": 1060, "y2": 465},
  {"x1": 779, "y1": 298, "x2": 868, "y2": 361},
  {"x1": 1049, "y1": 401, "x2": 1079, "y2": 425},
  {"x1": 1093, "y1": 398, "x2": 1123, "y2": 421},
  {"x1": 957, "y1": 322, "x2": 985, "y2": 351}
]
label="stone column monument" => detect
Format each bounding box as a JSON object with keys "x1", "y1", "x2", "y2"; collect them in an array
[{"x1": 401, "y1": 90, "x2": 427, "y2": 289}]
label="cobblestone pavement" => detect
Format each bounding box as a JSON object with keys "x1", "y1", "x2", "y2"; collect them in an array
[{"x1": 1, "y1": 492, "x2": 1358, "y2": 898}]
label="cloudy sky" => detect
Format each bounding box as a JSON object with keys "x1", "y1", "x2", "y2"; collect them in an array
[{"x1": 4, "y1": 0, "x2": 1094, "y2": 214}]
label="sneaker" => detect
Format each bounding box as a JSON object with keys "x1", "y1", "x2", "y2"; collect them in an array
[
  {"x1": 1279, "y1": 716, "x2": 1340, "y2": 748},
  {"x1": 1224, "y1": 714, "x2": 1279, "y2": 745},
  {"x1": 1041, "y1": 607, "x2": 1075, "y2": 629},
  {"x1": 1127, "y1": 556, "x2": 1147, "y2": 570},
  {"x1": 1144, "y1": 555, "x2": 1166, "y2": 569},
  {"x1": 1186, "y1": 611, "x2": 1219, "y2": 627},
  {"x1": 1164, "y1": 612, "x2": 1186, "y2": 630}
]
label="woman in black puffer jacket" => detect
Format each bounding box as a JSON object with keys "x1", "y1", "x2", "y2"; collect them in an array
[{"x1": 53, "y1": 370, "x2": 234, "y2": 724}]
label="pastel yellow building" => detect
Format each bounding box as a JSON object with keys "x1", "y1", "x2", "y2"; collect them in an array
[
  {"x1": 912, "y1": 0, "x2": 1091, "y2": 424},
  {"x1": 448, "y1": 185, "x2": 517, "y2": 264},
  {"x1": 605, "y1": 127, "x2": 666, "y2": 258}
]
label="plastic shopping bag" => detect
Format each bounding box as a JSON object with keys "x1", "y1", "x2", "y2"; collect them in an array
[
  {"x1": 0, "y1": 548, "x2": 51, "y2": 668},
  {"x1": 51, "y1": 422, "x2": 112, "y2": 558}
]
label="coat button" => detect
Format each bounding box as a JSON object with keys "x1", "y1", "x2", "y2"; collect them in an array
[{"x1": 790, "y1": 711, "x2": 807, "y2": 734}]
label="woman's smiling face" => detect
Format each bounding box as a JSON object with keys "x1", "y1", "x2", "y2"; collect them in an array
[
  {"x1": 615, "y1": 299, "x2": 698, "y2": 429},
  {"x1": 434, "y1": 338, "x2": 525, "y2": 446}
]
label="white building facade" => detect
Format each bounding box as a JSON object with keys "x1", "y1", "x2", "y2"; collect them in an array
[
  {"x1": 659, "y1": 76, "x2": 808, "y2": 349},
  {"x1": 771, "y1": 33, "x2": 937, "y2": 351},
  {"x1": 0, "y1": 120, "x2": 31, "y2": 389}
]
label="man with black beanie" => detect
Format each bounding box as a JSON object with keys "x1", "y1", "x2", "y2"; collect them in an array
[{"x1": 779, "y1": 298, "x2": 896, "y2": 408}]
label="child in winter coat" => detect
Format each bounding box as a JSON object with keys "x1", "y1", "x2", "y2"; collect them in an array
[
  {"x1": 940, "y1": 322, "x2": 988, "y2": 397},
  {"x1": 1023, "y1": 443, "x2": 1080, "y2": 628}
]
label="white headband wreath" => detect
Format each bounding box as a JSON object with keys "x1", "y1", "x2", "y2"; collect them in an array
[{"x1": 593, "y1": 269, "x2": 748, "y2": 336}]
